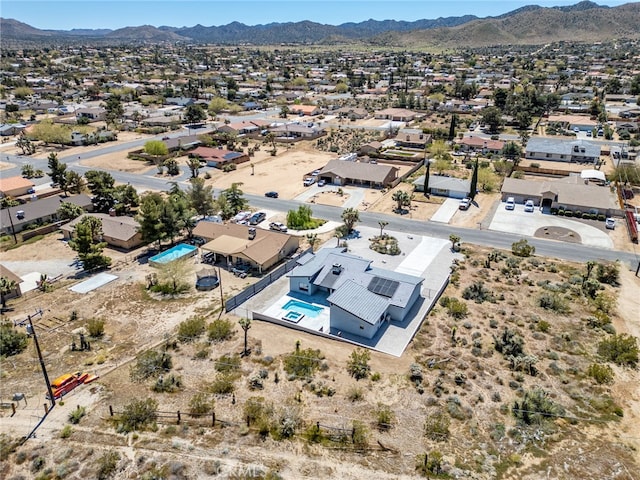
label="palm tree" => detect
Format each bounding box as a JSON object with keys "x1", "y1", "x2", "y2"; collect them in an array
[{"x1": 239, "y1": 318, "x2": 251, "y2": 357}]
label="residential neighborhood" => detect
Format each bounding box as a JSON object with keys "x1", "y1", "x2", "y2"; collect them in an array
[{"x1": 1, "y1": 8, "x2": 640, "y2": 480}]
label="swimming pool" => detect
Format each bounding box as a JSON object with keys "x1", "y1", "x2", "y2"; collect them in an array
[
  {"x1": 283, "y1": 299, "x2": 323, "y2": 318},
  {"x1": 149, "y1": 243, "x2": 198, "y2": 267}
]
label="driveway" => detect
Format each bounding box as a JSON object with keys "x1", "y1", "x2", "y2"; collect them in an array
[
  {"x1": 293, "y1": 185, "x2": 365, "y2": 208},
  {"x1": 430, "y1": 198, "x2": 460, "y2": 223},
  {"x1": 489, "y1": 202, "x2": 614, "y2": 249}
]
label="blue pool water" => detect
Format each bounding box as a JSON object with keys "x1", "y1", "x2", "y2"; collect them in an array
[
  {"x1": 150, "y1": 243, "x2": 197, "y2": 266},
  {"x1": 283, "y1": 299, "x2": 323, "y2": 318}
]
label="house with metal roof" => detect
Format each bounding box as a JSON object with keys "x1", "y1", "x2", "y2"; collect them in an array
[
  {"x1": 288, "y1": 248, "x2": 423, "y2": 339},
  {"x1": 525, "y1": 137, "x2": 601, "y2": 164}
]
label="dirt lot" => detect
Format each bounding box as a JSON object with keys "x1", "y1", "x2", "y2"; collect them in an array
[{"x1": 2, "y1": 231, "x2": 638, "y2": 479}]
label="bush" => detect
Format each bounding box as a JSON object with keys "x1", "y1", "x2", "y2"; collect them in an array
[
  {"x1": 215, "y1": 353, "x2": 241, "y2": 372},
  {"x1": 118, "y1": 398, "x2": 158, "y2": 433},
  {"x1": 0, "y1": 320, "x2": 28, "y2": 357},
  {"x1": 538, "y1": 293, "x2": 570, "y2": 314},
  {"x1": 511, "y1": 239, "x2": 535, "y2": 257},
  {"x1": 462, "y1": 281, "x2": 494, "y2": 304},
  {"x1": 96, "y1": 451, "x2": 120, "y2": 480},
  {"x1": 60, "y1": 425, "x2": 73, "y2": 439},
  {"x1": 188, "y1": 393, "x2": 214, "y2": 417},
  {"x1": 439, "y1": 296, "x2": 469, "y2": 319},
  {"x1": 130, "y1": 350, "x2": 172, "y2": 382},
  {"x1": 209, "y1": 373, "x2": 236, "y2": 394},
  {"x1": 283, "y1": 347, "x2": 323, "y2": 380},
  {"x1": 494, "y1": 328, "x2": 524, "y2": 357},
  {"x1": 68, "y1": 406, "x2": 86, "y2": 424},
  {"x1": 346, "y1": 348, "x2": 371, "y2": 380},
  {"x1": 86, "y1": 318, "x2": 105, "y2": 337},
  {"x1": 347, "y1": 386, "x2": 364, "y2": 402},
  {"x1": 598, "y1": 334, "x2": 639, "y2": 367},
  {"x1": 596, "y1": 262, "x2": 620, "y2": 286},
  {"x1": 222, "y1": 163, "x2": 237, "y2": 172},
  {"x1": 151, "y1": 373, "x2": 183, "y2": 393},
  {"x1": 424, "y1": 410, "x2": 450, "y2": 441},
  {"x1": 512, "y1": 387, "x2": 565, "y2": 425},
  {"x1": 177, "y1": 315, "x2": 206, "y2": 343},
  {"x1": 416, "y1": 451, "x2": 444, "y2": 476},
  {"x1": 208, "y1": 318, "x2": 235, "y2": 342},
  {"x1": 587, "y1": 363, "x2": 615, "y2": 384}
]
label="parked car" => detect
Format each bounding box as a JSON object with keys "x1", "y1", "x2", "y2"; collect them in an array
[
  {"x1": 232, "y1": 210, "x2": 252, "y2": 223},
  {"x1": 524, "y1": 200, "x2": 535, "y2": 212},
  {"x1": 317, "y1": 179, "x2": 326, "y2": 187},
  {"x1": 264, "y1": 191, "x2": 279, "y2": 198},
  {"x1": 605, "y1": 218, "x2": 616, "y2": 230},
  {"x1": 269, "y1": 222, "x2": 288, "y2": 232},
  {"x1": 303, "y1": 177, "x2": 315, "y2": 186},
  {"x1": 505, "y1": 197, "x2": 515, "y2": 210},
  {"x1": 459, "y1": 197, "x2": 471, "y2": 210},
  {"x1": 249, "y1": 212, "x2": 266, "y2": 225}
]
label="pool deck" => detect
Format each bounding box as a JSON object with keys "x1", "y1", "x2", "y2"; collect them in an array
[{"x1": 232, "y1": 227, "x2": 460, "y2": 357}]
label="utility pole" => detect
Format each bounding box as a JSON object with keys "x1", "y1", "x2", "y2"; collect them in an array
[
  {"x1": 6, "y1": 204, "x2": 18, "y2": 244},
  {"x1": 217, "y1": 266, "x2": 224, "y2": 319},
  {"x1": 18, "y1": 310, "x2": 55, "y2": 407}
]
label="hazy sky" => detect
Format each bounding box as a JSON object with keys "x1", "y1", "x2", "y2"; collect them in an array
[{"x1": 2, "y1": 0, "x2": 631, "y2": 30}]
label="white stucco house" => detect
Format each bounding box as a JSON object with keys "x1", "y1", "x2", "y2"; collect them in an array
[{"x1": 288, "y1": 248, "x2": 423, "y2": 339}]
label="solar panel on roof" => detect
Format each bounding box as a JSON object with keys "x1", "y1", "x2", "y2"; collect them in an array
[{"x1": 368, "y1": 276, "x2": 399, "y2": 298}]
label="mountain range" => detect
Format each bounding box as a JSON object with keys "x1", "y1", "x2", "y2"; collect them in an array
[{"x1": 2, "y1": 1, "x2": 639, "y2": 48}]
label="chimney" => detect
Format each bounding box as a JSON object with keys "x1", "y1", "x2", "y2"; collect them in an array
[
  {"x1": 248, "y1": 227, "x2": 256, "y2": 240},
  {"x1": 332, "y1": 263, "x2": 342, "y2": 275}
]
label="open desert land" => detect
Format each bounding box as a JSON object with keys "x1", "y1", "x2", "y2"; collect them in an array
[{"x1": 1, "y1": 228, "x2": 639, "y2": 479}]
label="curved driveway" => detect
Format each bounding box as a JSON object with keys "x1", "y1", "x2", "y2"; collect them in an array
[{"x1": 489, "y1": 204, "x2": 613, "y2": 249}]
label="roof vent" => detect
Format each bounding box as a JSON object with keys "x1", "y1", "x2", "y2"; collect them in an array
[
  {"x1": 332, "y1": 263, "x2": 342, "y2": 275},
  {"x1": 248, "y1": 227, "x2": 256, "y2": 240}
]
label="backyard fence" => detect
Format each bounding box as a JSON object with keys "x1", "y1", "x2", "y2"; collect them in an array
[{"x1": 224, "y1": 248, "x2": 312, "y2": 313}]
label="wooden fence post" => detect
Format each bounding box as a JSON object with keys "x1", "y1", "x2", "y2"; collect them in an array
[
  {"x1": 44, "y1": 403, "x2": 49, "y2": 414},
  {"x1": 177, "y1": 410, "x2": 181, "y2": 425},
  {"x1": 212, "y1": 411, "x2": 216, "y2": 427},
  {"x1": 109, "y1": 405, "x2": 114, "y2": 417},
  {"x1": 11, "y1": 403, "x2": 16, "y2": 416}
]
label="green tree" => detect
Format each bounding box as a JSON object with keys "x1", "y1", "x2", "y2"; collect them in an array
[
  {"x1": 341, "y1": 207, "x2": 360, "y2": 233},
  {"x1": 598, "y1": 334, "x2": 638, "y2": 367},
  {"x1": 305, "y1": 233, "x2": 320, "y2": 252},
  {"x1": 112, "y1": 184, "x2": 139, "y2": 215},
  {"x1": 184, "y1": 104, "x2": 206, "y2": 125},
  {"x1": 448, "y1": 114, "x2": 457, "y2": 141},
  {"x1": 57, "y1": 201, "x2": 84, "y2": 221},
  {"x1": 503, "y1": 142, "x2": 523, "y2": 171},
  {"x1": 0, "y1": 278, "x2": 18, "y2": 310},
  {"x1": 480, "y1": 106, "x2": 503, "y2": 133},
  {"x1": 103, "y1": 95, "x2": 124, "y2": 128},
  {"x1": 69, "y1": 216, "x2": 111, "y2": 271},
  {"x1": 85, "y1": 170, "x2": 115, "y2": 212},
  {"x1": 346, "y1": 348, "x2": 371, "y2": 380},
  {"x1": 30, "y1": 119, "x2": 69, "y2": 146},
  {"x1": 378, "y1": 221, "x2": 389, "y2": 238},
  {"x1": 16, "y1": 133, "x2": 36, "y2": 155},
  {"x1": 64, "y1": 170, "x2": 85, "y2": 195},
  {"x1": 468, "y1": 159, "x2": 478, "y2": 200},
  {"x1": 392, "y1": 190, "x2": 412, "y2": 212},
  {"x1": 187, "y1": 177, "x2": 215, "y2": 217},
  {"x1": 208, "y1": 97, "x2": 228, "y2": 115},
  {"x1": 137, "y1": 192, "x2": 166, "y2": 248},
  {"x1": 219, "y1": 182, "x2": 248, "y2": 218},
  {"x1": 187, "y1": 156, "x2": 201, "y2": 178},
  {"x1": 144, "y1": 139, "x2": 168, "y2": 157},
  {"x1": 13, "y1": 86, "x2": 34, "y2": 99},
  {"x1": 47, "y1": 152, "x2": 67, "y2": 187},
  {"x1": 423, "y1": 159, "x2": 431, "y2": 197},
  {"x1": 0, "y1": 319, "x2": 28, "y2": 357}
]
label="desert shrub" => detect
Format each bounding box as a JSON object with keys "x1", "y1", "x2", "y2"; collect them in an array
[
  {"x1": 189, "y1": 393, "x2": 214, "y2": 417},
  {"x1": 424, "y1": 409, "x2": 450, "y2": 441},
  {"x1": 587, "y1": 363, "x2": 615, "y2": 384},
  {"x1": 118, "y1": 398, "x2": 158, "y2": 433},
  {"x1": 596, "y1": 262, "x2": 620, "y2": 286},
  {"x1": 31, "y1": 456, "x2": 46, "y2": 473},
  {"x1": 208, "y1": 318, "x2": 235, "y2": 342},
  {"x1": 582, "y1": 278, "x2": 602, "y2": 299},
  {"x1": 416, "y1": 451, "x2": 444, "y2": 476},
  {"x1": 177, "y1": 315, "x2": 206, "y2": 343},
  {"x1": 375, "y1": 403, "x2": 395, "y2": 431},
  {"x1": 538, "y1": 293, "x2": 570, "y2": 314},
  {"x1": 494, "y1": 328, "x2": 524, "y2": 357},
  {"x1": 0, "y1": 320, "x2": 28, "y2": 357},
  {"x1": 152, "y1": 373, "x2": 183, "y2": 393},
  {"x1": 347, "y1": 386, "x2": 364, "y2": 402},
  {"x1": 537, "y1": 320, "x2": 551, "y2": 333},
  {"x1": 68, "y1": 406, "x2": 86, "y2": 424},
  {"x1": 96, "y1": 451, "x2": 120, "y2": 480},
  {"x1": 509, "y1": 354, "x2": 539, "y2": 376},
  {"x1": 592, "y1": 292, "x2": 615, "y2": 314},
  {"x1": 462, "y1": 281, "x2": 494, "y2": 303},
  {"x1": 511, "y1": 239, "x2": 535, "y2": 257},
  {"x1": 209, "y1": 373, "x2": 236, "y2": 394},
  {"x1": 86, "y1": 318, "x2": 105, "y2": 337},
  {"x1": 130, "y1": 350, "x2": 172, "y2": 381},
  {"x1": 446, "y1": 396, "x2": 469, "y2": 420},
  {"x1": 283, "y1": 347, "x2": 323, "y2": 380},
  {"x1": 598, "y1": 334, "x2": 639, "y2": 367},
  {"x1": 215, "y1": 353, "x2": 241, "y2": 372},
  {"x1": 439, "y1": 296, "x2": 469, "y2": 319},
  {"x1": 346, "y1": 348, "x2": 371, "y2": 380},
  {"x1": 371, "y1": 372, "x2": 381, "y2": 382},
  {"x1": 59, "y1": 425, "x2": 73, "y2": 439},
  {"x1": 243, "y1": 396, "x2": 271, "y2": 430},
  {"x1": 351, "y1": 420, "x2": 369, "y2": 450},
  {"x1": 512, "y1": 387, "x2": 564, "y2": 425}
]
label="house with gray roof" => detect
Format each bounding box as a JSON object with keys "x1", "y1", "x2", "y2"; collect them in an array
[
  {"x1": 413, "y1": 174, "x2": 470, "y2": 199},
  {"x1": 318, "y1": 159, "x2": 398, "y2": 188},
  {"x1": 525, "y1": 137, "x2": 601, "y2": 164},
  {"x1": 288, "y1": 248, "x2": 423, "y2": 339}
]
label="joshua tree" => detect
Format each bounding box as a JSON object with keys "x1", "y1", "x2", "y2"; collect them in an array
[
  {"x1": 239, "y1": 318, "x2": 251, "y2": 357},
  {"x1": 449, "y1": 234, "x2": 461, "y2": 251},
  {"x1": 378, "y1": 221, "x2": 389, "y2": 238},
  {"x1": 305, "y1": 233, "x2": 320, "y2": 252}
]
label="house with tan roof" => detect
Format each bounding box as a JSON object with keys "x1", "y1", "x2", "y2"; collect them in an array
[
  {"x1": 0, "y1": 264, "x2": 22, "y2": 304},
  {"x1": 457, "y1": 136, "x2": 504, "y2": 154},
  {"x1": 0, "y1": 176, "x2": 35, "y2": 198},
  {"x1": 374, "y1": 108, "x2": 418, "y2": 122},
  {"x1": 290, "y1": 104, "x2": 321, "y2": 116},
  {"x1": 194, "y1": 221, "x2": 300, "y2": 273},
  {"x1": 318, "y1": 159, "x2": 398, "y2": 188},
  {"x1": 189, "y1": 147, "x2": 249, "y2": 169},
  {"x1": 60, "y1": 213, "x2": 143, "y2": 250}
]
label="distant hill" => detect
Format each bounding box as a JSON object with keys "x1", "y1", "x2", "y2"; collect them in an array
[{"x1": 1, "y1": 1, "x2": 638, "y2": 47}]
